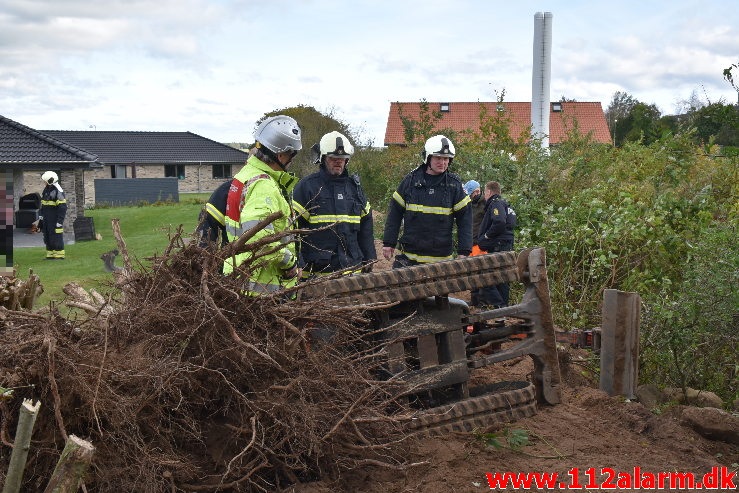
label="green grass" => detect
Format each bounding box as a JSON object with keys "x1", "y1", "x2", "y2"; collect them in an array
[{"x1": 13, "y1": 194, "x2": 209, "y2": 307}]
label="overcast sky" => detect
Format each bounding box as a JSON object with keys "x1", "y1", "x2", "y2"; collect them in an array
[{"x1": 1, "y1": 0, "x2": 737, "y2": 146}]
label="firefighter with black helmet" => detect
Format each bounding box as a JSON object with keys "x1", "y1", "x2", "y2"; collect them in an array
[
  {"x1": 222, "y1": 115, "x2": 302, "y2": 295},
  {"x1": 39, "y1": 171, "x2": 67, "y2": 259},
  {"x1": 293, "y1": 131, "x2": 375, "y2": 278},
  {"x1": 382, "y1": 135, "x2": 472, "y2": 268}
]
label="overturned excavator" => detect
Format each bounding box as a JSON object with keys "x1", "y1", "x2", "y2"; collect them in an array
[{"x1": 300, "y1": 247, "x2": 562, "y2": 434}]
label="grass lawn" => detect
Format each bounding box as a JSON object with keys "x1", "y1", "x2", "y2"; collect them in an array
[{"x1": 13, "y1": 194, "x2": 209, "y2": 307}]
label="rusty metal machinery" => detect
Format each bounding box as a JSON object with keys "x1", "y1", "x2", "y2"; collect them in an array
[{"x1": 300, "y1": 247, "x2": 562, "y2": 433}]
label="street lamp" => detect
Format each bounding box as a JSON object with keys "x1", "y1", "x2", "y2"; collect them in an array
[{"x1": 612, "y1": 119, "x2": 618, "y2": 147}]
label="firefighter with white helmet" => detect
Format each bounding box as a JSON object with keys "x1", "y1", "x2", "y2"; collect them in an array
[
  {"x1": 38, "y1": 171, "x2": 67, "y2": 259},
  {"x1": 382, "y1": 135, "x2": 472, "y2": 267},
  {"x1": 222, "y1": 115, "x2": 302, "y2": 294},
  {"x1": 293, "y1": 131, "x2": 375, "y2": 277}
]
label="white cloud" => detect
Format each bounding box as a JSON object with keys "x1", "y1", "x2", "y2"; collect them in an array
[{"x1": 1, "y1": 0, "x2": 738, "y2": 144}]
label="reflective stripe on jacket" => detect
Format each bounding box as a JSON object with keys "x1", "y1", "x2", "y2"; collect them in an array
[
  {"x1": 40, "y1": 185, "x2": 67, "y2": 224},
  {"x1": 293, "y1": 167, "x2": 375, "y2": 275},
  {"x1": 383, "y1": 166, "x2": 472, "y2": 262},
  {"x1": 222, "y1": 155, "x2": 298, "y2": 295}
]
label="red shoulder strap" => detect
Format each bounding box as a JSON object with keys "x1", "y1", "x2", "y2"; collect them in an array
[
  {"x1": 225, "y1": 179, "x2": 244, "y2": 223},
  {"x1": 225, "y1": 174, "x2": 270, "y2": 223}
]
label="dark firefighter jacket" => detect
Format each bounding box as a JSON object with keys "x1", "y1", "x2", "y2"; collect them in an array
[
  {"x1": 198, "y1": 179, "x2": 231, "y2": 247},
  {"x1": 383, "y1": 165, "x2": 472, "y2": 263},
  {"x1": 40, "y1": 184, "x2": 67, "y2": 251},
  {"x1": 477, "y1": 194, "x2": 516, "y2": 252},
  {"x1": 293, "y1": 166, "x2": 375, "y2": 274}
]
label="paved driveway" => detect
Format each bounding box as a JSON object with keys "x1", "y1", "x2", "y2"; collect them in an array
[{"x1": 12, "y1": 227, "x2": 46, "y2": 248}]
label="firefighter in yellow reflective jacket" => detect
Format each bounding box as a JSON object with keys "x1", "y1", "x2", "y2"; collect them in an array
[{"x1": 222, "y1": 115, "x2": 302, "y2": 295}]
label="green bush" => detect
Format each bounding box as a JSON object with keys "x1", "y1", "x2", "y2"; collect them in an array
[{"x1": 640, "y1": 222, "x2": 738, "y2": 403}]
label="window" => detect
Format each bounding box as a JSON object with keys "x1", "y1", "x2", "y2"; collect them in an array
[
  {"x1": 212, "y1": 164, "x2": 232, "y2": 179},
  {"x1": 164, "y1": 164, "x2": 186, "y2": 179},
  {"x1": 496, "y1": 104, "x2": 505, "y2": 112},
  {"x1": 111, "y1": 165, "x2": 128, "y2": 178},
  {"x1": 440, "y1": 103, "x2": 450, "y2": 112},
  {"x1": 552, "y1": 102, "x2": 563, "y2": 112}
]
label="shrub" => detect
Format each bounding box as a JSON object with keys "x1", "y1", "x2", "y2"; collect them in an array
[{"x1": 640, "y1": 222, "x2": 738, "y2": 403}]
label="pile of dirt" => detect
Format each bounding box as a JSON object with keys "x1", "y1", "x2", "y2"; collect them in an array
[{"x1": 293, "y1": 349, "x2": 739, "y2": 492}]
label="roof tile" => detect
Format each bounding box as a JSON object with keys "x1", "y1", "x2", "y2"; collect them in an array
[
  {"x1": 41, "y1": 130, "x2": 248, "y2": 164},
  {"x1": 0, "y1": 114, "x2": 98, "y2": 164},
  {"x1": 384, "y1": 101, "x2": 611, "y2": 146}
]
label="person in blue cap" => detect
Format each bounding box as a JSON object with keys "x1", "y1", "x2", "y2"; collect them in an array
[
  {"x1": 463, "y1": 180, "x2": 485, "y2": 252},
  {"x1": 464, "y1": 179, "x2": 485, "y2": 306}
]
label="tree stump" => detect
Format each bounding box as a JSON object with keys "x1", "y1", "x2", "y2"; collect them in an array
[
  {"x1": 43, "y1": 435, "x2": 95, "y2": 493},
  {"x1": 2, "y1": 399, "x2": 41, "y2": 493}
]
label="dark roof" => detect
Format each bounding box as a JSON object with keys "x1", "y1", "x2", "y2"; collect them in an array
[
  {"x1": 0, "y1": 114, "x2": 99, "y2": 165},
  {"x1": 41, "y1": 130, "x2": 248, "y2": 164},
  {"x1": 384, "y1": 101, "x2": 612, "y2": 146}
]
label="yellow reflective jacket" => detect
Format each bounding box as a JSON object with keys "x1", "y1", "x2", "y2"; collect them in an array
[{"x1": 223, "y1": 155, "x2": 298, "y2": 296}]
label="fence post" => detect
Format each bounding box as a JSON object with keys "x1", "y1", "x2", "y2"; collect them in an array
[{"x1": 599, "y1": 289, "x2": 641, "y2": 399}]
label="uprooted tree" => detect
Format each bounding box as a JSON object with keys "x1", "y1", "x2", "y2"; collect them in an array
[{"x1": 0, "y1": 219, "x2": 419, "y2": 492}]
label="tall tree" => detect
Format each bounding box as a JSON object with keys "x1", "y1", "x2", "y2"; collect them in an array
[
  {"x1": 605, "y1": 91, "x2": 638, "y2": 146},
  {"x1": 675, "y1": 89, "x2": 707, "y2": 115},
  {"x1": 623, "y1": 102, "x2": 664, "y2": 145},
  {"x1": 692, "y1": 102, "x2": 739, "y2": 146}
]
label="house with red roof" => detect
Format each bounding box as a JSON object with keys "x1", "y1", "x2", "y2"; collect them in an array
[{"x1": 383, "y1": 101, "x2": 612, "y2": 147}]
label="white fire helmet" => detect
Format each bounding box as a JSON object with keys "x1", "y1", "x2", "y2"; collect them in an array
[
  {"x1": 41, "y1": 171, "x2": 59, "y2": 185},
  {"x1": 422, "y1": 135, "x2": 455, "y2": 165},
  {"x1": 319, "y1": 131, "x2": 354, "y2": 163}
]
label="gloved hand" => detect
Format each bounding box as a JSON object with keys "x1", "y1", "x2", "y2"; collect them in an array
[{"x1": 283, "y1": 265, "x2": 301, "y2": 280}]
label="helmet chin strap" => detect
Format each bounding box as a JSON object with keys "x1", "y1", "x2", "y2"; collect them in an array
[
  {"x1": 257, "y1": 143, "x2": 291, "y2": 170},
  {"x1": 277, "y1": 151, "x2": 297, "y2": 171}
]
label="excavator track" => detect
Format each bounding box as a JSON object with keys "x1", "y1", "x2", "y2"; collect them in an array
[
  {"x1": 299, "y1": 248, "x2": 561, "y2": 432},
  {"x1": 301, "y1": 250, "x2": 519, "y2": 305},
  {"x1": 407, "y1": 381, "x2": 537, "y2": 435}
]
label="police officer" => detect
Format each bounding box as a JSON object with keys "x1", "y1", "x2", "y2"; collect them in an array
[
  {"x1": 39, "y1": 171, "x2": 67, "y2": 260},
  {"x1": 382, "y1": 135, "x2": 472, "y2": 268},
  {"x1": 477, "y1": 181, "x2": 517, "y2": 307},
  {"x1": 293, "y1": 131, "x2": 375, "y2": 278}
]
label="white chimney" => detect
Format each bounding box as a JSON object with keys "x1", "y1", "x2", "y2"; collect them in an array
[{"x1": 531, "y1": 11, "x2": 553, "y2": 149}]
